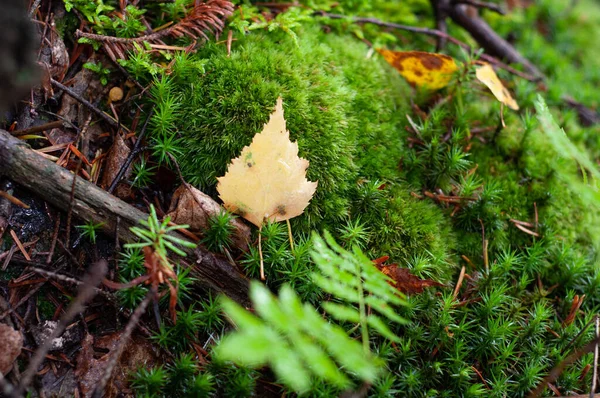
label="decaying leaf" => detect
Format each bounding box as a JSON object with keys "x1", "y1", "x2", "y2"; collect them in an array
[
  {"x1": 217, "y1": 97, "x2": 317, "y2": 228},
  {"x1": 167, "y1": 184, "x2": 251, "y2": 251},
  {"x1": 75, "y1": 332, "x2": 160, "y2": 398},
  {"x1": 374, "y1": 258, "x2": 444, "y2": 294},
  {"x1": 99, "y1": 132, "x2": 131, "y2": 197},
  {"x1": 377, "y1": 49, "x2": 458, "y2": 90},
  {"x1": 475, "y1": 63, "x2": 519, "y2": 110},
  {"x1": 0, "y1": 323, "x2": 22, "y2": 375}
]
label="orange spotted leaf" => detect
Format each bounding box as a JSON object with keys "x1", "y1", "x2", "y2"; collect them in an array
[{"x1": 377, "y1": 49, "x2": 458, "y2": 90}]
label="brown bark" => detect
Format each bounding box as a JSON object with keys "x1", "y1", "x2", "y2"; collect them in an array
[
  {"x1": 446, "y1": 4, "x2": 543, "y2": 78},
  {"x1": 0, "y1": 129, "x2": 250, "y2": 307}
]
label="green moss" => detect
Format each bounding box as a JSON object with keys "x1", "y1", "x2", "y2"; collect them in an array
[
  {"x1": 115, "y1": 1, "x2": 600, "y2": 395},
  {"x1": 149, "y1": 24, "x2": 457, "y2": 287}
]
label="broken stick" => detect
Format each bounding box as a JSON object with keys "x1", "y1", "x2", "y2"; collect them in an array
[{"x1": 0, "y1": 129, "x2": 250, "y2": 307}]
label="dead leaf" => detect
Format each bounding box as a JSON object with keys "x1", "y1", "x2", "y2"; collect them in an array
[
  {"x1": 100, "y1": 133, "x2": 131, "y2": 196},
  {"x1": 377, "y1": 49, "x2": 458, "y2": 90},
  {"x1": 376, "y1": 262, "x2": 444, "y2": 294},
  {"x1": 217, "y1": 97, "x2": 318, "y2": 227},
  {"x1": 475, "y1": 63, "x2": 519, "y2": 110},
  {"x1": 167, "y1": 185, "x2": 251, "y2": 251},
  {"x1": 76, "y1": 332, "x2": 160, "y2": 398},
  {"x1": 0, "y1": 323, "x2": 22, "y2": 374}
]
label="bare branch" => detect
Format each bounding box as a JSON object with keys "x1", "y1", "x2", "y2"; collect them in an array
[
  {"x1": 16, "y1": 261, "x2": 108, "y2": 396},
  {"x1": 452, "y1": 0, "x2": 506, "y2": 15}
]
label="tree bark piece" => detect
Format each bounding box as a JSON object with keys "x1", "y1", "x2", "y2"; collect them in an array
[{"x1": 0, "y1": 129, "x2": 250, "y2": 307}]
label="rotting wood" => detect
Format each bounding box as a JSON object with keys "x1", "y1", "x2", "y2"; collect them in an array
[{"x1": 0, "y1": 129, "x2": 251, "y2": 307}]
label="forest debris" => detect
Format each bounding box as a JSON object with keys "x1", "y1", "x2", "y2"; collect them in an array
[
  {"x1": 9, "y1": 229, "x2": 31, "y2": 260},
  {"x1": 167, "y1": 185, "x2": 251, "y2": 251},
  {"x1": 32, "y1": 320, "x2": 81, "y2": 352},
  {"x1": 0, "y1": 129, "x2": 251, "y2": 306},
  {"x1": 0, "y1": 190, "x2": 29, "y2": 209},
  {"x1": 563, "y1": 294, "x2": 585, "y2": 326},
  {"x1": 41, "y1": 31, "x2": 69, "y2": 79},
  {"x1": 217, "y1": 97, "x2": 317, "y2": 228},
  {"x1": 76, "y1": 332, "x2": 159, "y2": 398},
  {"x1": 0, "y1": 323, "x2": 22, "y2": 374},
  {"x1": 377, "y1": 49, "x2": 458, "y2": 90},
  {"x1": 74, "y1": 0, "x2": 234, "y2": 61},
  {"x1": 99, "y1": 133, "x2": 132, "y2": 198}
]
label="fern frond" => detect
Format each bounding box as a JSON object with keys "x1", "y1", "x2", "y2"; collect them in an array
[
  {"x1": 311, "y1": 231, "x2": 407, "y2": 347},
  {"x1": 216, "y1": 282, "x2": 382, "y2": 393}
]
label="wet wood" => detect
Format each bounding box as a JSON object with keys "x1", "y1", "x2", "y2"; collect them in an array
[{"x1": 0, "y1": 129, "x2": 250, "y2": 307}]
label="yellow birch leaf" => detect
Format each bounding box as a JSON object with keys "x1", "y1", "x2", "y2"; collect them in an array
[
  {"x1": 475, "y1": 63, "x2": 519, "y2": 110},
  {"x1": 377, "y1": 49, "x2": 458, "y2": 90},
  {"x1": 217, "y1": 97, "x2": 318, "y2": 228}
]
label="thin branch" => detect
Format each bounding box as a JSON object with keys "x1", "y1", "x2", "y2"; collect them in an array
[
  {"x1": 74, "y1": 0, "x2": 234, "y2": 60},
  {"x1": 10, "y1": 120, "x2": 65, "y2": 137},
  {"x1": 445, "y1": 3, "x2": 542, "y2": 78},
  {"x1": 107, "y1": 105, "x2": 155, "y2": 194},
  {"x1": 91, "y1": 287, "x2": 155, "y2": 398},
  {"x1": 452, "y1": 0, "x2": 506, "y2": 15},
  {"x1": 50, "y1": 78, "x2": 119, "y2": 128},
  {"x1": 16, "y1": 260, "x2": 107, "y2": 396},
  {"x1": 528, "y1": 333, "x2": 600, "y2": 398}
]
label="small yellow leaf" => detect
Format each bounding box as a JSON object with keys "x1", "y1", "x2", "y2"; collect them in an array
[
  {"x1": 217, "y1": 97, "x2": 318, "y2": 228},
  {"x1": 377, "y1": 49, "x2": 458, "y2": 90},
  {"x1": 475, "y1": 63, "x2": 519, "y2": 110}
]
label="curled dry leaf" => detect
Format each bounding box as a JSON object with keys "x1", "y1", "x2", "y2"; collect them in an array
[
  {"x1": 377, "y1": 49, "x2": 458, "y2": 90},
  {"x1": 217, "y1": 97, "x2": 317, "y2": 227},
  {"x1": 167, "y1": 184, "x2": 251, "y2": 251},
  {"x1": 374, "y1": 258, "x2": 444, "y2": 295},
  {"x1": 0, "y1": 323, "x2": 23, "y2": 374},
  {"x1": 475, "y1": 63, "x2": 519, "y2": 110}
]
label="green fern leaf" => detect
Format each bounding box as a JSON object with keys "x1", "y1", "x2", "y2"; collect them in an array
[
  {"x1": 311, "y1": 231, "x2": 407, "y2": 346},
  {"x1": 215, "y1": 281, "x2": 381, "y2": 393}
]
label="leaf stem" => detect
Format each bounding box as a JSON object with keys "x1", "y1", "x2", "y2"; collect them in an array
[
  {"x1": 286, "y1": 219, "x2": 295, "y2": 253},
  {"x1": 356, "y1": 259, "x2": 370, "y2": 354},
  {"x1": 259, "y1": 225, "x2": 265, "y2": 280}
]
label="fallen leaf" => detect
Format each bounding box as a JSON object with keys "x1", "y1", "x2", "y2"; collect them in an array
[
  {"x1": 217, "y1": 97, "x2": 318, "y2": 227},
  {"x1": 377, "y1": 49, "x2": 458, "y2": 90},
  {"x1": 0, "y1": 323, "x2": 22, "y2": 374},
  {"x1": 167, "y1": 184, "x2": 251, "y2": 251},
  {"x1": 375, "y1": 262, "x2": 444, "y2": 295},
  {"x1": 75, "y1": 332, "x2": 160, "y2": 398},
  {"x1": 475, "y1": 63, "x2": 519, "y2": 110},
  {"x1": 100, "y1": 133, "x2": 132, "y2": 198}
]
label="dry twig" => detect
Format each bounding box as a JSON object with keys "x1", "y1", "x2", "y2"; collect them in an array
[
  {"x1": 75, "y1": 0, "x2": 234, "y2": 61},
  {"x1": 15, "y1": 260, "x2": 107, "y2": 396}
]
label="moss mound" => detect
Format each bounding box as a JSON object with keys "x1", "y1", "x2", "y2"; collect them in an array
[
  {"x1": 150, "y1": 25, "x2": 456, "y2": 282},
  {"x1": 136, "y1": 7, "x2": 600, "y2": 395}
]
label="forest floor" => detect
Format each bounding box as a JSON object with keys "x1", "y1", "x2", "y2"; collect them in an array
[{"x1": 1, "y1": 0, "x2": 600, "y2": 397}]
